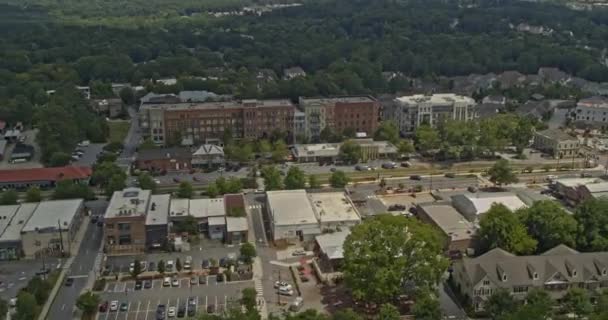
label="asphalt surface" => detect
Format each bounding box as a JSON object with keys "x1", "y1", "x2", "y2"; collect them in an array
[
  {"x1": 243, "y1": 193, "x2": 267, "y2": 245},
  {"x1": 117, "y1": 107, "x2": 141, "y2": 170},
  {"x1": 74, "y1": 143, "x2": 106, "y2": 167},
  {"x1": 0, "y1": 257, "x2": 62, "y2": 300},
  {"x1": 96, "y1": 277, "x2": 252, "y2": 320},
  {"x1": 47, "y1": 200, "x2": 107, "y2": 320}
]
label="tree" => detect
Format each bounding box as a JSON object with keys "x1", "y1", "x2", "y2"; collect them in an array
[
  {"x1": 397, "y1": 139, "x2": 415, "y2": 155},
  {"x1": 177, "y1": 181, "x2": 194, "y2": 198},
  {"x1": 574, "y1": 198, "x2": 608, "y2": 251},
  {"x1": 206, "y1": 183, "x2": 219, "y2": 198},
  {"x1": 374, "y1": 121, "x2": 400, "y2": 144},
  {"x1": 139, "y1": 138, "x2": 156, "y2": 151},
  {"x1": 308, "y1": 175, "x2": 321, "y2": 189},
  {"x1": 487, "y1": 159, "x2": 518, "y2": 186},
  {"x1": 92, "y1": 161, "x2": 125, "y2": 187},
  {"x1": 257, "y1": 139, "x2": 272, "y2": 154},
  {"x1": 0, "y1": 190, "x2": 18, "y2": 205},
  {"x1": 271, "y1": 140, "x2": 289, "y2": 162},
  {"x1": 119, "y1": 87, "x2": 135, "y2": 105},
  {"x1": 519, "y1": 201, "x2": 577, "y2": 252},
  {"x1": 0, "y1": 299, "x2": 7, "y2": 320},
  {"x1": 174, "y1": 215, "x2": 198, "y2": 234},
  {"x1": 49, "y1": 152, "x2": 71, "y2": 167},
  {"x1": 262, "y1": 166, "x2": 283, "y2": 191},
  {"x1": 240, "y1": 242, "x2": 257, "y2": 265},
  {"x1": 478, "y1": 204, "x2": 537, "y2": 255},
  {"x1": 522, "y1": 288, "x2": 554, "y2": 319},
  {"x1": 157, "y1": 260, "x2": 165, "y2": 275},
  {"x1": 241, "y1": 288, "x2": 257, "y2": 312},
  {"x1": 415, "y1": 125, "x2": 441, "y2": 152},
  {"x1": 137, "y1": 173, "x2": 157, "y2": 192},
  {"x1": 329, "y1": 171, "x2": 350, "y2": 188},
  {"x1": 76, "y1": 291, "x2": 101, "y2": 318},
  {"x1": 105, "y1": 173, "x2": 126, "y2": 197},
  {"x1": 563, "y1": 288, "x2": 593, "y2": 319},
  {"x1": 339, "y1": 140, "x2": 362, "y2": 164},
  {"x1": 53, "y1": 181, "x2": 95, "y2": 200},
  {"x1": 411, "y1": 290, "x2": 441, "y2": 320},
  {"x1": 176, "y1": 258, "x2": 182, "y2": 272},
  {"x1": 484, "y1": 289, "x2": 516, "y2": 319},
  {"x1": 343, "y1": 215, "x2": 448, "y2": 305},
  {"x1": 25, "y1": 187, "x2": 42, "y2": 203},
  {"x1": 131, "y1": 259, "x2": 142, "y2": 278},
  {"x1": 378, "y1": 303, "x2": 400, "y2": 320},
  {"x1": 14, "y1": 291, "x2": 37, "y2": 320},
  {"x1": 284, "y1": 166, "x2": 306, "y2": 189}
]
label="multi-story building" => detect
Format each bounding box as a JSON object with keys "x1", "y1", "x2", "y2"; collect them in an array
[
  {"x1": 103, "y1": 188, "x2": 152, "y2": 255},
  {"x1": 140, "y1": 99, "x2": 296, "y2": 145},
  {"x1": 533, "y1": 129, "x2": 580, "y2": 159},
  {"x1": 452, "y1": 245, "x2": 608, "y2": 312},
  {"x1": 574, "y1": 96, "x2": 608, "y2": 129},
  {"x1": 299, "y1": 96, "x2": 380, "y2": 141},
  {"x1": 388, "y1": 94, "x2": 476, "y2": 134}
]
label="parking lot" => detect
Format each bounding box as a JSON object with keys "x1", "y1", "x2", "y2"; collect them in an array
[
  {"x1": 73, "y1": 143, "x2": 106, "y2": 166},
  {"x1": 97, "y1": 276, "x2": 252, "y2": 320},
  {"x1": 0, "y1": 257, "x2": 62, "y2": 300}
]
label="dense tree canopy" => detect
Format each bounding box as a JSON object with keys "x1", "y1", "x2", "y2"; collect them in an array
[
  {"x1": 343, "y1": 215, "x2": 448, "y2": 305},
  {"x1": 478, "y1": 204, "x2": 537, "y2": 255}
]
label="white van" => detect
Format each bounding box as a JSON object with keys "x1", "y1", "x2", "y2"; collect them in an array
[
  {"x1": 166, "y1": 260, "x2": 174, "y2": 272},
  {"x1": 163, "y1": 277, "x2": 171, "y2": 287},
  {"x1": 184, "y1": 256, "x2": 192, "y2": 270}
]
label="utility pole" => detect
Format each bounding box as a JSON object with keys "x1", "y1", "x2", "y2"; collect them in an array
[{"x1": 277, "y1": 270, "x2": 281, "y2": 305}]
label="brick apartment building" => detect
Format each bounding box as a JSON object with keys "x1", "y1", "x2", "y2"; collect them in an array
[
  {"x1": 140, "y1": 99, "x2": 296, "y2": 145},
  {"x1": 299, "y1": 96, "x2": 380, "y2": 141}
]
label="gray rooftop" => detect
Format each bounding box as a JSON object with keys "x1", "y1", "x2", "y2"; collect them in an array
[
  {"x1": 105, "y1": 188, "x2": 151, "y2": 219},
  {"x1": 418, "y1": 203, "x2": 476, "y2": 242},
  {"x1": 536, "y1": 129, "x2": 578, "y2": 141},
  {"x1": 267, "y1": 190, "x2": 318, "y2": 226},
  {"x1": 299, "y1": 96, "x2": 376, "y2": 105},
  {"x1": 193, "y1": 145, "x2": 224, "y2": 157},
  {"x1": 189, "y1": 198, "x2": 225, "y2": 218},
  {"x1": 0, "y1": 205, "x2": 20, "y2": 237},
  {"x1": 137, "y1": 147, "x2": 192, "y2": 161},
  {"x1": 208, "y1": 216, "x2": 226, "y2": 226},
  {"x1": 0, "y1": 203, "x2": 37, "y2": 242},
  {"x1": 169, "y1": 198, "x2": 190, "y2": 218},
  {"x1": 226, "y1": 217, "x2": 248, "y2": 232},
  {"x1": 315, "y1": 230, "x2": 351, "y2": 260},
  {"x1": 308, "y1": 192, "x2": 361, "y2": 224},
  {"x1": 146, "y1": 194, "x2": 170, "y2": 225},
  {"x1": 22, "y1": 199, "x2": 83, "y2": 232}
]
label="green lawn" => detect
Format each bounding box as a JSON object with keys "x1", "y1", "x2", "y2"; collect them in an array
[{"x1": 107, "y1": 120, "x2": 130, "y2": 143}]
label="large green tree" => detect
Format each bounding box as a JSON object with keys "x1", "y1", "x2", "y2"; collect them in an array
[
  {"x1": 177, "y1": 181, "x2": 194, "y2": 198},
  {"x1": 415, "y1": 125, "x2": 441, "y2": 152},
  {"x1": 25, "y1": 186, "x2": 42, "y2": 203},
  {"x1": 137, "y1": 173, "x2": 157, "y2": 192},
  {"x1": 487, "y1": 159, "x2": 518, "y2": 186},
  {"x1": 262, "y1": 166, "x2": 283, "y2": 191},
  {"x1": 76, "y1": 291, "x2": 101, "y2": 319},
  {"x1": 283, "y1": 166, "x2": 306, "y2": 190},
  {"x1": 329, "y1": 170, "x2": 349, "y2": 188},
  {"x1": 478, "y1": 204, "x2": 537, "y2": 255},
  {"x1": 339, "y1": 140, "x2": 362, "y2": 164},
  {"x1": 484, "y1": 289, "x2": 517, "y2": 320},
  {"x1": 563, "y1": 288, "x2": 593, "y2": 319},
  {"x1": 374, "y1": 121, "x2": 400, "y2": 144},
  {"x1": 343, "y1": 215, "x2": 448, "y2": 305},
  {"x1": 574, "y1": 198, "x2": 608, "y2": 251},
  {"x1": 411, "y1": 290, "x2": 441, "y2": 320},
  {"x1": 518, "y1": 200, "x2": 577, "y2": 252}
]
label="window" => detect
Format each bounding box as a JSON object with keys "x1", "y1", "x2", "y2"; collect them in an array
[
  {"x1": 118, "y1": 223, "x2": 130, "y2": 231},
  {"x1": 118, "y1": 235, "x2": 131, "y2": 245},
  {"x1": 483, "y1": 280, "x2": 490, "y2": 286},
  {"x1": 106, "y1": 223, "x2": 114, "y2": 229}
]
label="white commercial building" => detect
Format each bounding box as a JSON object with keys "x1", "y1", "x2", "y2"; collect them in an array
[
  {"x1": 452, "y1": 193, "x2": 527, "y2": 222},
  {"x1": 21, "y1": 199, "x2": 85, "y2": 258},
  {"x1": 389, "y1": 94, "x2": 477, "y2": 134},
  {"x1": 267, "y1": 190, "x2": 321, "y2": 241},
  {"x1": 308, "y1": 192, "x2": 361, "y2": 231}
]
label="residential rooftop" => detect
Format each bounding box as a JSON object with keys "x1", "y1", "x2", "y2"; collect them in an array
[
  {"x1": 267, "y1": 190, "x2": 318, "y2": 226},
  {"x1": 0, "y1": 205, "x2": 20, "y2": 236},
  {"x1": 418, "y1": 203, "x2": 476, "y2": 242},
  {"x1": 308, "y1": 192, "x2": 361, "y2": 224},
  {"x1": 536, "y1": 129, "x2": 578, "y2": 141},
  {"x1": 22, "y1": 199, "x2": 84, "y2": 232},
  {"x1": 0, "y1": 203, "x2": 37, "y2": 242},
  {"x1": 315, "y1": 230, "x2": 351, "y2": 260},
  {"x1": 169, "y1": 198, "x2": 190, "y2": 218},
  {"x1": 146, "y1": 194, "x2": 170, "y2": 226},
  {"x1": 226, "y1": 217, "x2": 248, "y2": 232},
  {"x1": 105, "y1": 188, "x2": 151, "y2": 219}
]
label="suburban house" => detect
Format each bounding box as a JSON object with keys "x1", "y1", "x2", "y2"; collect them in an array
[
  {"x1": 451, "y1": 245, "x2": 608, "y2": 311},
  {"x1": 533, "y1": 129, "x2": 580, "y2": 159},
  {"x1": 135, "y1": 147, "x2": 192, "y2": 172}
]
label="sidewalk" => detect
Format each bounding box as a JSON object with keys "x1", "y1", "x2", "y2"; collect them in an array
[{"x1": 252, "y1": 257, "x2": 268, "y2": 319}]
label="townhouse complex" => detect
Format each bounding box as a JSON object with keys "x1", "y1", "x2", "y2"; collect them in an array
[{"x1": 139, "y1": 95, "x2": 381, "y2": 145}]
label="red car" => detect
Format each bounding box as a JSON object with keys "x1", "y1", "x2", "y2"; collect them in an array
[{"x1": 99, "y1": 301, "x2": 108, "y2": 312}]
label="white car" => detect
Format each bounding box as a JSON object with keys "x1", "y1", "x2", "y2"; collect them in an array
[
  {"x1": 78, "y1": 140, "x2": 90, "y2": 147},
  {"x1": 110, "y1": 300, "x2": 119, "y2": 312},
  {"x1": 168, "y1": 306, "x2": 176, "y2": 318},
  {"x1": 163, "y1": 277, "x2": 171, "y2": 287},
  {"x1": 171, "y1": 277, "x2": 179, "y2": 287},
  {"x1": 274, "y1": 281, "x2": 292, "y2": 290},
  {"x1": 278, "y1": 287, "x2": 294, "y2": 296}
]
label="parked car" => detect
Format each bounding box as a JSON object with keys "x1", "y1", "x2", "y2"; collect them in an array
[
  {"x1": 382, "y1": 162, "x2": 396, "y2": 169},
  {"x1": 177, "y1": 304, "x2": 186, "y2": 317},
  {"x1": 99, "y1": 301, "x2": 109, "y2": 312},
  {"x1": 388, "y1": 204, "x2": 406, "y2": 211},
  {"x1": 355, "y1": 164, "x2": 370, "y2": 171},
  {"x1": 199, "y1": 275, "x2": 207, "y2": 285},
  {"x1": 278, "y1": 287, "x2": 294, "y2": 296},
  {"x1": 65, "y1": 277, "x2": 74, "y2": 286},
  {"x1": 163, "y1": 277, "x2": 171, "y2": 287},
  {"x1": 467, "y1": 186, "x2": 478, "y2": 193},
  {"x1": 171, "y1": 277, "x2": 179, "y2": 287},
  {"x1": 581, "y1": 172, "x2": 593, "y2": 178},
  {"x1": 120, "y1": 302, "x2": 128, "y2": 312},
  {"x1": 202, "y1": 259, "x2": 210, "y2": 269},
  {"x1": 135, "y1": 280, "x2": 142, "y2": 290},
  {"x1": 410, "y1": 175, "x2": 422, "y2": 180},
  {"x1": 144, "y1": 280, "x2": 152, "y2": 289},
  {"x1": 190, "y1": 276, "x2": 197, "y2": 285},
  {"x1": 110, "y1": 300, "x2": 119, "y2": 312},
  {"x1": 444, "y1": 172, "x2": 456, "y2": 178},
  {"x1": 274, "y1": 281, "x2": 292, "y2": 290},
  {"x1": 168, "y1": 306, "x2": 176, "y2": 318},
  {"x1": 401, "y1": 161, "x2": 412, "y2": 167},
  {"x1": 156, "y1": 304, "x2": 166, "y2": 319}
]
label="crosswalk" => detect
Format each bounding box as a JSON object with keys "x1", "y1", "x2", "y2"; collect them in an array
[
  {"x1": 366, "y1": 195, "x2": 378, "y2": 199},
  {"x1": 248, "y1": 204, "x2": 262, "y2": 210}
]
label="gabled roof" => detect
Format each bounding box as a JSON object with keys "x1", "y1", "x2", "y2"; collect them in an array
[{"x1": 459, "y1": 245, "x2": 608, "y2": 288}]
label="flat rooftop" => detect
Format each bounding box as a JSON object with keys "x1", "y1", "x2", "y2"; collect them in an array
[
  {"x1": 226, "y1": 217, "x2": 248, "y2": 232},
  {"x1": 315, "y1": 230, "x2": 351, "y2": 260},
  {"x1": 395, "y1": 93, "x2": 475, "y2": 105},
  {"x1": 418, "y1": 203, "x2": 476, "y2": 242},
  {"x1": 0, "y1": 203, "x2": 37, "y2": 242},
  {"x1": 554, "y1": 178, "x2": 600, "y2": 188},
  {"x1": 169, "y1": 198, "x2": 190, "y2": 218},
  {"x1": 0, "y1": 205, "x2": 20, "y2": 236},
  {"x1": 105, "y1": 188, "x2": 151, "y2": 219},
  {"x1": 146, "y1": 194, "x2": 170, "y2": 225},
  {"x1": 22, "y1": 199, "x2": 83, "y2": 232},
  {"x1": 189, "y1": 198, "x2": 225, "y2": 218},
  {"x1": 267, "y1": 190, "x2": 318, "y2": 226},
  {"x1": 308, "y1": 192, "x2": 361, "y2": 224},
  {"x1": 141, "y1": 99, "x2": 294, "y2": 111},
  {"x1": 300, "y1": 96, "x2": 376, "y2": 105}
]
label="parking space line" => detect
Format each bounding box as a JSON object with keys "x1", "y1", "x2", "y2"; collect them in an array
[
  {"x1": 135, "y1": 301, "x2": 141, "y2": 320},
  {"x1": 144, "y1": 300, "x2": 150, "y2": 320},
  {"x1": 224, "y1": 296, "x2": 227, "y2": 308},
  {"x1": 124, "y1": 303, "x2": 130, "y2": 320},
  {"x1": 114, "y1": 305, "x2": 119, "y2": 320},
  {"x1": 205, "y1": 296, "x2": 208, "y2": 310}
]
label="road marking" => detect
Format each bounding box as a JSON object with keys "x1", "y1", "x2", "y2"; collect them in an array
[
  {"x1": 136, "y1": 301, "x2": 141, "y2": 320},
  {"x1": 124, "y1": 303, "x2": 129, "y2": 320},
  {"x1": 215, "y1": 296, "x2": 218, "y2": 309},
  {"x1": 61, "y1": 304, "x2": 65, "y2": 311},
  {"x1": 144, "y1": 300, "x2": 150, "y2": 320},
  {"x1": 224, "y1": 295, "x2": 227, "y2": 308},
  {"x1": 114, "y1": 304, "x2": 119, "y2": 320},
  {"x1": 104, "y1": 306, "x2": 110, "y2": 320},
  {"x1": 69, "y1": 274, "x2": 89, "y2": 279},
  {"x1": 205, "y1": 296, "x2": 208, "y2": 310}
]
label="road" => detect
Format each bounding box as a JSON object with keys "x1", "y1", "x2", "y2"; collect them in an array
[
  {"x1": 117, "y1": 107, "x2": 141, "y2": 170},
  {"x1": 47, "y1": 200, "x2": 106, "y2": 320}
]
